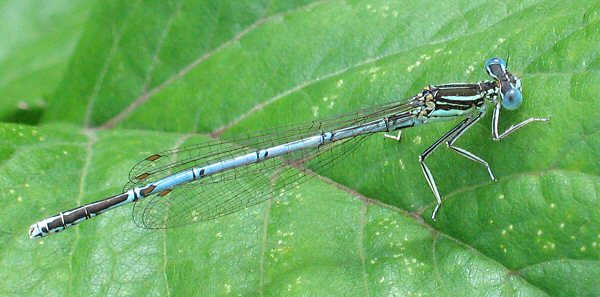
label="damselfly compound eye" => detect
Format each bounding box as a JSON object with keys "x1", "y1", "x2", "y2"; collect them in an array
[
  {"x1": 502, "y1": 88, "x2": 523, "y2": 110},
  {"x1": 485, "y1": 57, "x2": 506, "y2": 69},
  {"x1": 484, "y1": 57, "x2": 507, "y2": 79}
]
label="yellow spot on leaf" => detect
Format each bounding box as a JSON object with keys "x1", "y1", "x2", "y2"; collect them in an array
[
  {"x1": 413, "y1": 136, "x2": 421, "y2": 145},
  {"x1": 311, "y1": 106, "x2": 319, "y2": 117}
]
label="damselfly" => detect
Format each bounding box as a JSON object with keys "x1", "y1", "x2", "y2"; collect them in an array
[{"x1": 29, "y1": 57, "x2": 548, "y2": 239}]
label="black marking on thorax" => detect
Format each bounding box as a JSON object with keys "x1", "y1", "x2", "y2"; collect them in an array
[{"x1": 429, "y1": 84, "x2": 486, "y2": 111}]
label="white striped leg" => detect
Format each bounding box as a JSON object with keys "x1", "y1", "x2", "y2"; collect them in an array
[
  {"x1": 446, "y1": 112, "x2": 496, "y2": 181},
  {"x1": 384, "y1": 131, "x2": 402, "y2": 141},
  {"x1": 492, "y1": 102, "x2": 549, "y2": 140},
  {"x1": 419, "y1": 118, "x2": 470, "y2": 220}
]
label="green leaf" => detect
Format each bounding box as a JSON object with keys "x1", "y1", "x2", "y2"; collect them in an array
[
  {"x1": 2, "y1": 0, "x2": 600, "y2": 296},
  {"x1": 0, "y1": 0, "x2": 94, "y2": 124}
]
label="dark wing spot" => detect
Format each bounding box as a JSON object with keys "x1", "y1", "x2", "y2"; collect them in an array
[
  {"x1": 136, "y1": 172, "x2": 151, "y2": 181},
  {"x1": 146, "y1": 154, "x2": 161, "y2": 161}
]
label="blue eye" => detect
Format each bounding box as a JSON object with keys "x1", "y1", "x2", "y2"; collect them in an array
[
  {"x1": 502, "y1": 88, "x2": 523, "y2": 110},
  {"x1": 484, "y1": 57, "x2": 507, "y2": 79},
  {"x1": 484, "y1": 57, "x2": 507, "y2": 69}
]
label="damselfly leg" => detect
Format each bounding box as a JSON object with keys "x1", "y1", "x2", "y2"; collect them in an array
[
  {"x1": 492, "y1": 102, "x2": 550, "y2": 140},
  {"x1": 384, "y1": 131, "x2": 403, "y2": 141},
  {"x1": 446, "y1": 111, "x2": 496, "y2": 182},
  {"x1": 420, "y1": 113, "x2": 495, "y2": 219},
  {"x1": 418, "y1": 117, "x2": 471, "y2": 220}
]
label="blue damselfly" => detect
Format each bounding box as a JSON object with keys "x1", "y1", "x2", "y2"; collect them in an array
[{"x1": 29, "y1": 57, "x2": 548, "y2": 239}]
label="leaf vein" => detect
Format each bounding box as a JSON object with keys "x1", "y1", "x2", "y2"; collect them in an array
[
  {"x1": 83, "y1": 0, "x2": 141, "y2": 127},
  {"x1": 99, "y1": 0, "x2": 331, "y2": 130}
]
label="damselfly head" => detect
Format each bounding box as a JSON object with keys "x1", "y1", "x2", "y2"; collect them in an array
[{"x1": 484, "y1": 57, "x2": 523, "y2": 110}]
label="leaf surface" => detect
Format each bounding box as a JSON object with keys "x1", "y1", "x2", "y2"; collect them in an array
[
  {"x1": 0, "y1": 0, "x2": 94, "y2": 124},
  {"x1": 2, "y1": 0, "x2": 600, "y2": 296}
]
